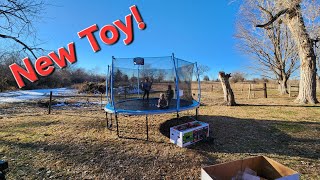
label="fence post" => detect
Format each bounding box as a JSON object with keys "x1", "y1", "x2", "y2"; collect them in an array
[
  {"x1": 48, "y1": 91, "x2": 52, "y2": 114},
  {"x1": 100, "y1": 93, "x2": 103, "y2": 110},
  {"x1": 211, "y1": 85, "x2": 213, "y2": 92},
  {"x1": 253, "y1": 84, "x2": 256, "y2": 98},
  {"x1": 248, "y1": 84, "x2": 251, "y2": 99},
  {"x1": 289, "y1": 84, "x2": 291, "y2": 97},
  {"x1": 263, "y1": 83, "x2": 267, "y2": 98},
  {"x1": 125, "y1": 87, "x2": 127, "y2": 99}
]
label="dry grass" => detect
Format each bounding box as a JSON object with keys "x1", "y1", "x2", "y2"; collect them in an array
[{"x1": 0, "y1": 83, "x2": 319, "y2": 179}]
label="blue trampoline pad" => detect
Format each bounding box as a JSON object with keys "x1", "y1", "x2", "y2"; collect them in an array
[{"x1": 104, "y1": 98, "x2": 200, "y2": 115}]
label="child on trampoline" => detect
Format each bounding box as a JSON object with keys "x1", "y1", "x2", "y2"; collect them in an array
[
  {"x1": 166, "y1": 85, "x2": 174, "y2": 107},
  {"x1": 157, "y1": 93, "x2": 168, "y2": 109},
  {"x1": 142, "y1": 78, "x2": 152, "y2": 101}
]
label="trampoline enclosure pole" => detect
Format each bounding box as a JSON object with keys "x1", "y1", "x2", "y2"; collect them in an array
[
  {"x1": 138, "y1": 65, "x2": 140, "y2": 96},
  {"x1": 106, "y1": 65, "x2": 110, "y2": 102},
  {"x1": 195, "y1": 62, "x2": 201, "y2": 103},
  {"x1": 172, "y1": 53, "x2": 180, "y2": 114},
  {"x1": 111, "y1": 56, "x2": 115, "y2": 107}
]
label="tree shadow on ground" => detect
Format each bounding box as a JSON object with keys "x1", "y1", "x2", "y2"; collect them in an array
[
  {"x1": 1, "y1": 120, "x2": 60, "y2": 129},
  {"x1": 159, "y1": 115, "x2": 320, "y2": 159},
  {"x1": 238, "y1": 103, "x2": 320, "y2": 108},
  {"x1": 0, "y1": 131, "x2": 213, "y2": 179}
]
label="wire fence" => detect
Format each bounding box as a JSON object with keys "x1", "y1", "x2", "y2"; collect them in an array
[
  {"x1": 46, "y1": 92, "x2": 106, "y2": 114},
  {"x1": 44, "y1": 82, "x2": 313, "y2": 114}
]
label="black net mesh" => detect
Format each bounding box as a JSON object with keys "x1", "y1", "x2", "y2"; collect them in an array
[
  {"x1": 176, "y1": 58, "x2": 195, "y2": 107},
  {"x1": 108, "y1": 56, "x2": 198, "y2": 111}
]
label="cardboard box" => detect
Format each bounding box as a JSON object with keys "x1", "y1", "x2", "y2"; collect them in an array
[
  {"x1": 170, "y1": 121, "x2": 209, "y2": 147},
  {"x1": 201, "y1": 156, "x2": 299, "y2": 180}
]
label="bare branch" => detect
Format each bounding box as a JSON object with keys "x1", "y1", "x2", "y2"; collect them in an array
[
  {"x1": 0, "y1": 0, "x2": 45, "y2": 58},
  {"x1": 235, "y1": 0, "x2": 300, "y2": 95},
  {"x1": 256, "y1": 8, "x2": 289, "y2": 28},
  {"x1": 0, "y1": 33, "x2": 41, "y2": 59}
]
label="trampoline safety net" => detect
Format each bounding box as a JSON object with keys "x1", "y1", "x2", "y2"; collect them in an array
[{"x1": 106, "y1": 56, "x2": 200, "y2": 113}]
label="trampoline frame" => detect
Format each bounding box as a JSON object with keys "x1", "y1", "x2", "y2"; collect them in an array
[{"x1": 104, "y1": 54, "x2": 201, "y2": 140}]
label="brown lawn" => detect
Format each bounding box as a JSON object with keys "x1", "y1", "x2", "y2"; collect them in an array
[{"x1": 0, "y1": 83, "x2": 319, "y2": 179}]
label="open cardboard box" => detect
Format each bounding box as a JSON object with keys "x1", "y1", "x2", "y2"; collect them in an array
[{"x1": 201, "y1": 156, "x2": 299, "y2": 180}]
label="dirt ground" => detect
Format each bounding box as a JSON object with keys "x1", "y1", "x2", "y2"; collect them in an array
[{"x1": 0, "y1": 83, "x2": 319, "y2": 179}]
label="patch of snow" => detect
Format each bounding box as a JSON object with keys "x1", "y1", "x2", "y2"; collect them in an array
[
  {"x1": 127, "y1": 88, "x2": 143, "y2": 94},
  {"x1": 72, "y1": 103, "x2": 82, "y2": 107},
  {"x1": 0, "y1": 88, "x2": 77, "y2": 103},
  {"x1": 52, "y1": 102, "x2": 67, "y2": 107},
  {"x1": 114, "y1": 87, "x2": 143, "y2": 95}
]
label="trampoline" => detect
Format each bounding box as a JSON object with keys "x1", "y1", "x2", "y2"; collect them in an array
[{"x1": 104, "y1": 54, "x2": 201, "y2": 140}]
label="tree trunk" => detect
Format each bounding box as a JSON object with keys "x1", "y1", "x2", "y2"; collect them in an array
[
  {"x1": 283, "y1": 4, "x2": 318, "y2": 104},
  {"x1": 317, "y1": 75, "x2": 320, "y2": 91},
  {"x1": 317, "y1": 74, "x2": 320, "y2": 91},
  {"x1": 278, "y1": 78, "x2": 288, "y2": 95},
  {"x1": 219, "y1": 72, "x2": 236, "y2": 106}
]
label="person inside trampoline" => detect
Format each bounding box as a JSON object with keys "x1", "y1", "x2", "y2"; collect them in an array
[
  {"x1": 142, "y1": 78, "x2": 152, "y2": 100},
  {"x1": 157, "y1": 93, "x2": 168, "y2": 109},
  {"x1": 166, "y1": 85, "x2": 174, "y2": 107}
]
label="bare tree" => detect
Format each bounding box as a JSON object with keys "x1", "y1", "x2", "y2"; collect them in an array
[
  {"x1": 256, "y1": 0, "x2": 318, "y2": 104},
  {"x1": 197, "y1": 64, "x2": 210, "y2": 79},
  {"x1": 0, "y1": 0, "x2": 45, "y2": 59},
  {"x1": 140, "y1": 65, "x2": 155, "y2": 81},
  {"x1": 0, "y1": 52, "x2": 22, "y2": 91},
  {"x1": 155, "y1": 70, "x2": 165, "y2": 82},
  {"x1": 236, "y1": 0, "x2": 299, "y2": 95},
  {"x1": 203, "y1": 75, "x2": 210, "y2": 81},
  {"x1": 302, "y1": 0, "x2": 320, "y2": 90},
  {"x1": 230, "y1": 71, "x2": 246, "y2": 83}
]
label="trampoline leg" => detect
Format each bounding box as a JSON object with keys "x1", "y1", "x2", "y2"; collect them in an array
[
  {"x1": 196, "y1": 108, "x2": 199, "y2": 119},
  {"x1": 106, "y1": 112, "x2": 113, "y2": 129},
  {"x1": 106, "y1": 112, "x2": 109, "y2": 128},
  {"x1": 110, "y1": 114, "x2": 113, "y2": 128},
  {"x1": 116, "y1": 114, "x2": 119, "y2": 137},
  {"x1": 146, "y1": 115, "x2": 149, "y2": 141}
]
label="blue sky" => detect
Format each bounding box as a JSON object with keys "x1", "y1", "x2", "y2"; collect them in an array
[{"x1": 34, "y1": 0, "x2": 248, "y2": 80}]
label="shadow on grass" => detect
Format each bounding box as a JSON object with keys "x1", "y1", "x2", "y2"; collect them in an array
[
  {"x1": 0, "y1": 134, "x2": 211, "y2": 178},
  {"x1": 159, "y1": 115, "x2": 320, "y2": 159},
  {"x1": 1, "y1": 120, "x2": 60, "y2": 129},
  {"x1": 238, "y1": 103, "x2": 320, "y2": 108}
]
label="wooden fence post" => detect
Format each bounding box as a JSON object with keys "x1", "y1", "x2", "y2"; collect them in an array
[
  {"x1": 101, "y1": 93, "x2": 103, "y2": 110},
  {"x1": 252, "y1": 84, "x2": 255, "y2": 98},
  {"x1": 263, "y1": 83, "x2": 267, "y2": 98},
  {"x1": 248, "y1": 84, "x2": 251, "y2": 99},
  {"x1": 289, "y1": 84, "x2": 291, "y2": 97},
  {"x1": 48, "y1": 91, "x2": 52, "y2": 114},
  {"x1": 125, "y1": 87, "x2": 127, "y2": 99}
]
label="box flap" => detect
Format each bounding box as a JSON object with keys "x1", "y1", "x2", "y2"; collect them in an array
[
  {"x1": 202, "y1": 156, "x2": 264, "y2": 179},
  {"x1": 201, "y1": 156, "x2": 298, "y2": 180},
  {"x1": 261, "y1": 156, "x2": 298, "y2": 179}
]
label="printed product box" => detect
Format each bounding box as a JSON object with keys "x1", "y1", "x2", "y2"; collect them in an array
[{"x1": 170, "y1": 121, "x2": 209, "y2": 147}]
